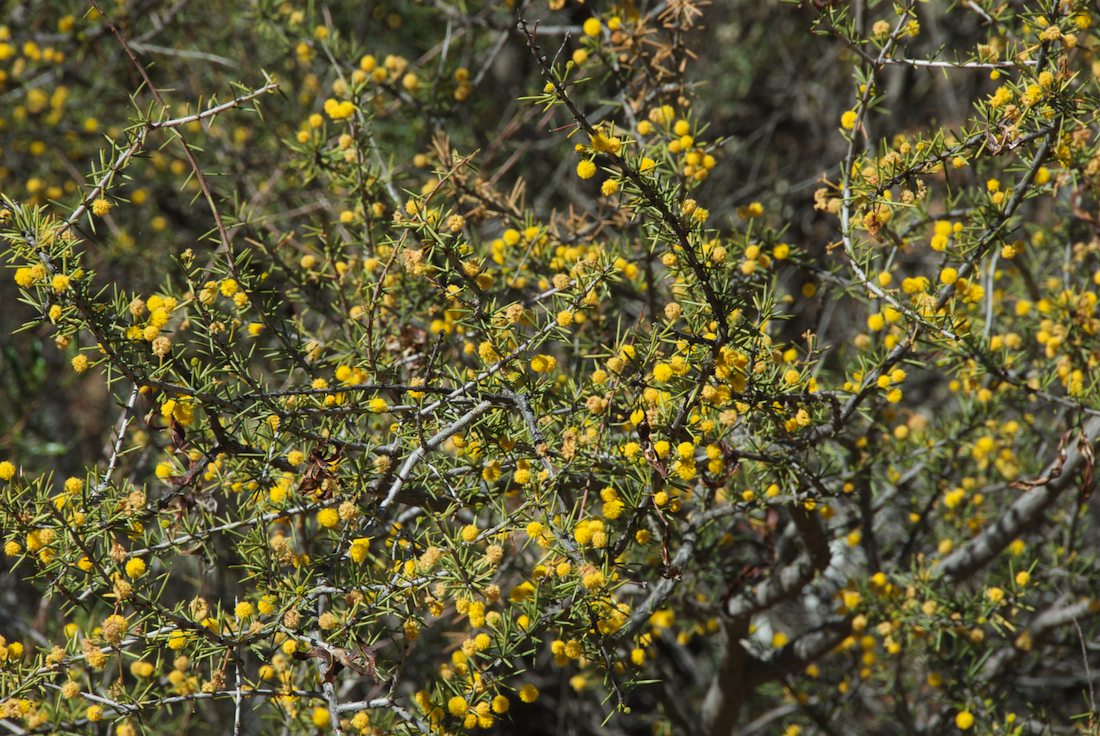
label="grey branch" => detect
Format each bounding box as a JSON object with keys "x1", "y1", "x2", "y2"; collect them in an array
[
  {"x1": 939, "y1": 417, "x2": 1100, "y2": 581},
  {"x1": 380, "y1": 400, "x2": 494, "y2": 510}
]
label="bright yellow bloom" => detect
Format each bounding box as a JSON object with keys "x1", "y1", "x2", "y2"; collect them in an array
[
  {"x1": 349, "y1": 537, "x2": 371, "y2": 564},
  {"x1": 530, "y1": 354, "x2": 557, "y2": 373},
  {"x1": 323, "y1": 98, "x2": 356, "y2": 120},
  {"x1": 311, "y1": 707, "x2": 331, "y2": 728}
]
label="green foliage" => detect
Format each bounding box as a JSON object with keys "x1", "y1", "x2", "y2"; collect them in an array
[{"x1": 1, "y1": 1, "x2": 1100, "y2": 735}]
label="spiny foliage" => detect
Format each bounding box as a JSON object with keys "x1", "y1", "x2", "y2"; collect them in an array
[{"x1": 2, "y1": 1, "x2": 1100, "y2": 735}]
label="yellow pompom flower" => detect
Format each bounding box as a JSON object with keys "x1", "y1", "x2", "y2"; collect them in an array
[
  {"x1": 349, "y1": 537, "x2": 371, "y2": 564},
  {"x1": 311, "y1": 707, "x2": 331, "y2": 728},
  {"x1": 52, "y1": 274, "x2": 70, "y2": 292},
  {"x1": 577, "y1": 160, "x2": 597, "y2": 179},
  {"x1": 317, "y1": 508, "x2": 340, "y2": 528},
  {"x1": 130, "y1": 660, "x2": 155, "y2": 678},
  {"x1": 955, "y1": 710, "x2": 974, "y2": 730},
  {"x1": 124, "y1": 558, "x2": 146, "y2": 579},
  {"x1": 68, "y1": 352, "x2": 89, "y2": 374},
  {"x1": 530, "y1": 354, "x2": 557, "y2": 373},
  {"x1": 101, "y1": 614, "x2": 129, "y2": 645},
  {"x1": 448, "y1": 695, "x2": 468, "y2": 716},
  {"x1": 14, "y1": 268, "x2": 36, "y2": 287},
  {"x1": 323, "y1": 98, "x2": 356, "y2": 120}
]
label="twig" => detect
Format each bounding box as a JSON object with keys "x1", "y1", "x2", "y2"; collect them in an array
[
  {"x1": 91, "y1": 383, "x2": 140, "y2": 500},
  {"x1": 379, "y1": 401, "x2": 494, "y2": 510}
]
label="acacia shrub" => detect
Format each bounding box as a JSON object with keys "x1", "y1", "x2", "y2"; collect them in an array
[{"x1": 1, "y1": 1, "x2": 1100, "y2": 735}]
